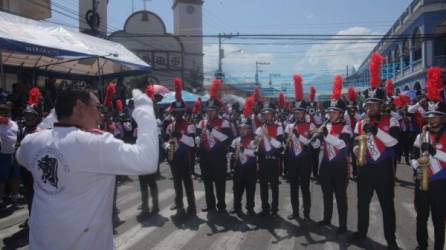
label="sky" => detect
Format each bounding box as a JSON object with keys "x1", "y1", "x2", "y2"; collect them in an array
[{"x1": 49, "y1": 0, "x2": 413, "y2": 94}]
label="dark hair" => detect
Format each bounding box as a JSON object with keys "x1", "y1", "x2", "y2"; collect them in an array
[{"x1": 55, "y1": 81, "x2": 92, "y2": 119}]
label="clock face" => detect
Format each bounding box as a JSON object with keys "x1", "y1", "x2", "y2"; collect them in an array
[{"x1": 186, "y1": 5, "x2": 195, "y2": 14}]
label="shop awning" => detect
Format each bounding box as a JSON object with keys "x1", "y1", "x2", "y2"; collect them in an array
[{"x1": 0, "y1": 10, "x2": 151, "y2": 80}]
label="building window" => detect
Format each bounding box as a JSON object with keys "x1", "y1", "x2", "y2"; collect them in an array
[
  {"x1": 412, "y1": 27, "x2": 422, "y2": 62},
  {"x1": 402, "y1": 39, "x2": 410, "y2": 68}
]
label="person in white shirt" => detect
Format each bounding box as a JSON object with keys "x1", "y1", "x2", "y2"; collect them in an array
[
  {"x1": 0, "y1": 103, "x2": 18, "y2": 209},
  {"x1": 15, "y1": 81, "x2": 159, "y2": 250}
]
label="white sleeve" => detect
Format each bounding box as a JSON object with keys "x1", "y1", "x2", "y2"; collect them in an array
[
  {"x1": 37, "y1": 108, "x2": 58, "y2": 130},
  {"x1": 180, "y1": 135, "x2": 195, "y2": 147},
  {"x1": 299, "y1": 135, "x2": 310, "y2": 145},
  {"x1": 354, "y1": 121, "x2": 360, "y2": 135},
  {"x1": 325, "y1": 134, "x2": 346, "y2": 150},
  {"x1": 375, "y1": 128, "x2": 398, "y2": 147},
  {"x1": 82, "y1": 90, "x2": 159, "y2": 175},
  {"x1": 434, "y1": 150, "x2": 446, "y2": 164},
  {"x1": 270, "y1": 138, "x2": 282, "y2": 148},
  {"x1": 0, "y1": 122, "x2": 17, "y2": 154},
  {"x1": 211, "y1": 128, "x2": 229, "y2": 142},
  {"x1": 413, "y1": 134, "x2": 421, "y2": 148},
  {"x1": 410, "y1": 159, "x2": 419, "y2": 170}
]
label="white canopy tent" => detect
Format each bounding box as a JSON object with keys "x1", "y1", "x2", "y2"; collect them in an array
[{"x1": 0, "y1": 10, "x2": 151, "y2": 87}]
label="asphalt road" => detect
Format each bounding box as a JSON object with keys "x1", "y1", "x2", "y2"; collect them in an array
[{"x1": 0, "y1": 161, "x2": 431, "y2": 250}]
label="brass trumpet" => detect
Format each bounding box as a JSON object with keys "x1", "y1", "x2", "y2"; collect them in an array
[
  {"x1": 417, "y1": 125, "x2": 431, "y2": 191},
  {"x1": 309, "y1": 119, "x2": 329, "y2": 143}
]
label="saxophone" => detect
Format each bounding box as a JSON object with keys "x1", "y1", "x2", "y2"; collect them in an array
[
  {"x1": 417, "y1": 125, "x2": 431, "y2": 191},
  {"x1": 355, "y1": 115, "x2": 370, "y2": 167},
  {"x1": 167, "y1": 122, "x2": 177, "y2": 162}
]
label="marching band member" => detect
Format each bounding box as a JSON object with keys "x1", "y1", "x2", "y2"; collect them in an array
[
  {"x1": 256, "y1": 96, "x2": 284, "y2": 217},
  {"x1": 307, "y1": 86, "x2": 322, "y2": 179},
  {"x1": 198, "y1": 80, "x2": 231, "y2": 213},
  {"x1": 285, "y1": 75, "x2": 320, "y2": 220},
  {"x1": 410, "y1": 67, "x2": 446, "y2": 250},
  {"x1": 350, "y1": 53, "x2": 400, "y2": 250},
  {"x1": 164, "y1": 78, "x2": 196, "y2": 216},
  {"x1": 229, "y1": 96, "x2": 257, "y2": 216},
  {"x1": 345, "y1": 86, "x2": 361, "y2": 178},
  {"x1": 317, "y1": 75, "x2": 352, "y2": 235}
]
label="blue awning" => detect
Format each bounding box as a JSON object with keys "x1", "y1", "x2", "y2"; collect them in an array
[
  {"x1": 0, "y1": 11, "x2": 151, "y2": 80},
  {"x1": 158, "y1": 90, "x2": 207, "y2": 105}
]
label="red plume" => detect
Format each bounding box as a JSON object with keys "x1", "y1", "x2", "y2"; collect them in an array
[
  {"x1": 174, "y1": 77, "x2": 183, "y2": 101},
  {"x1": 252, "y1": 86, "x2": 261, "y2": 102},
  {"x1": 278, "y1": 92, "x2": 286, "y2": 108},
  {"x1": 145, "y1": 85, "x2": 155, "y2": 100},
  {"x1": 393, "y1": 96, "x2": 403, "y2": 107},
  {"x1": 369, "y1": 52, "x2": 384, "y2": 89},
  {"x1": 331, "y1": 75, "x2": 343, "y2": 100},
  {"x1": 27, "y1": 87, "x2": 41, "y2": 106},
  {"x1": 401, "y1": 95, "x2": 410, "y2": 106},
  {"x1": 209, "y1": 79, "x2": 222, "y2": 99},
  {"x1": 426, "y1": 67, "x2": 443, "y2": 102},
  {"x1": 116, "y1": 100, "x2": 123, "y2": 112},
  {"x1": 348, "y1": 86, "x2": 357, "y2": 102},
  {"x1": 309, "y1": 86, "x2": 316, "y2": 102},
  {"x1": 385, "y1": 80, "x2": 393, "y2": 97},
  {"x1": 243, "y1": 96, "x2": 255, "y2": 118},
  {"x1": 393, "y1": 95, "x2": 411, "y2": 107},
  {"x1": 293, "y1": 74, "x2": 303, "y2": 101},
  {"x1": 192, "y1": 97, "x2": 202, "y2": 114},
  {"x1": 104, "y1": 83, "x2": 116, "y2": 106}
]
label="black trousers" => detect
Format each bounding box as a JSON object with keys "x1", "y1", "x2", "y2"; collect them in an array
[
  {"x1": 233, "y1": 162, "x2": 257, "y2": 211},
  {"x1": 414, "y1": 180, "x2": 446, "y2": 250},
  {"x1": 20, "y1": 166, "x2": 33, "y2": 215},
  {"x1": 200, "y1": 149, "x2": 227, "y2": 210},
  {"x1": 319, "y1": 158, "x2": 348, "y2": 228},
  {"x1": 170, "y1": 152, "x2": 196, "y2": 211},
  {"x1": 356, "y1": 158, "x2": 396, "y2": 245},
  {"x1": 138, "y1": 174, "x2": 159, "y2": 211},
  {"x1": 258, "y1": 157, "x2": 280, "y2": 213},
  {"x1": 288, "y1": 152, "x2": 312, "y2": 216},
  {"x1": 311, "y1": 148, "x2": 320, "y2": 178}
]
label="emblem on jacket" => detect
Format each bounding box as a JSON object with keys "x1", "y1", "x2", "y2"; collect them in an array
[
  {"x1": 38, "y1": 155, "x2": 59, "y2": 188},
  {"x1": 32, "y1": 147, "x2": 69, "y2": 194}
]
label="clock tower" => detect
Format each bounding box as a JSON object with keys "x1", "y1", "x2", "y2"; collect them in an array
[{"x1": 173, "y1": 0, "x2": 204, "y2": 89}]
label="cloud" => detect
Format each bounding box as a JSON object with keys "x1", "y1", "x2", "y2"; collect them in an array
[
  {"x1": 306, "y1": 13, "x2": 315, "y2": 19},
  {"x1": 203, "y1": 44, "x2": 275, "y2": 81},
  {"x1": 296, "y1": 26, "x2": 378, "y2": 72}
]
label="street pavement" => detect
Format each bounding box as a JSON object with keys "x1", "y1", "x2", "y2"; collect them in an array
[{"x1": 0, "y1": 162, "x2": 432, "y2": 250}]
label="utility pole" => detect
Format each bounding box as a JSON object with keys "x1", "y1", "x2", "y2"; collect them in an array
[
  {"x1": 218, "y1": 33, "x2": 223, "y2": 74},
  {"x1": 255, "y1": 61, "x2": 270, "y2": 86},
  {"x1": 269, "y1": 73, "x2": 281, "y2": 87}
]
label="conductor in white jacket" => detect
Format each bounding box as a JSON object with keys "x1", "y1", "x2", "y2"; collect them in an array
[{"x1": 15, "y1": 82, "x2": 159, "y2": 250}]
